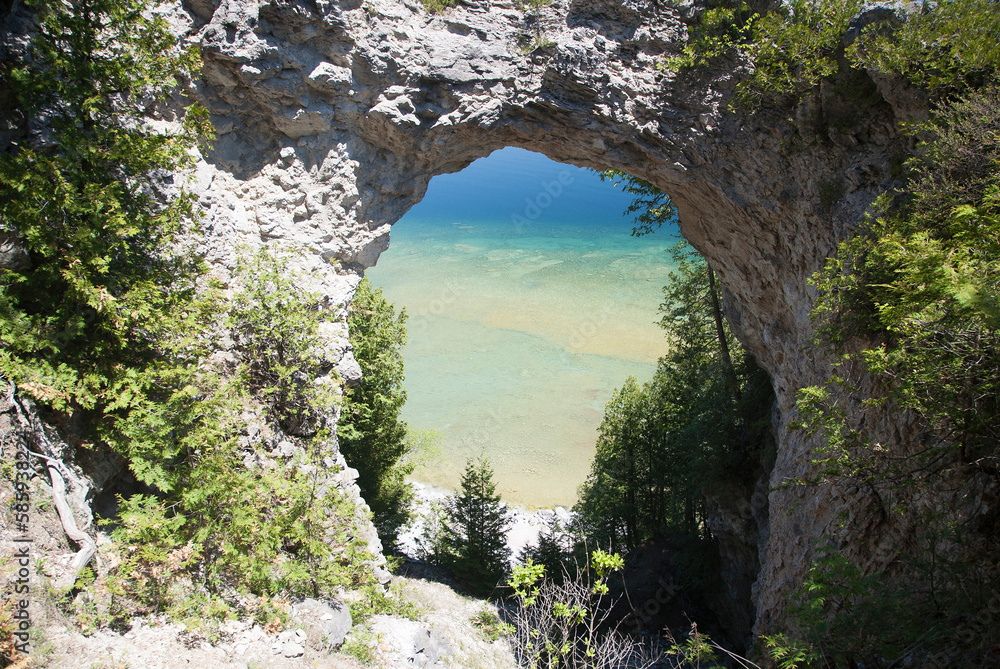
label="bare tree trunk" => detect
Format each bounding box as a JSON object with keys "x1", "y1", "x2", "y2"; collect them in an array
[
  {"x1": 9, "y1": 384, "x2": 96, "y2": 591},
  {"x1": 708, "y1": 266, "x2": 742, "y2": 405}
]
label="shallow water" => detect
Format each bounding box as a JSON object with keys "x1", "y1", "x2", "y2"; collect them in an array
[{"x1": 365, "y1": 148, "x2": 678, "y2": 507}]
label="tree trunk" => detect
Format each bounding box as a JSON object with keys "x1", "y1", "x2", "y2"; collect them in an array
[
  {"x1": 708, "y1": 266, "x2": 742, "y2": 405},
  {"x1": 10, "y1": 386, "x2": 97, "y2": 591}
]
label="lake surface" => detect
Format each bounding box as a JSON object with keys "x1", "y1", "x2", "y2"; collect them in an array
[{"x1": 365, "y1": 147, "x2": 679, "y2": 508}]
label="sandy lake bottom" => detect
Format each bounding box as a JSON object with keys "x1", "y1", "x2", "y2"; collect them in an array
[{"x1": 366, "y1": 148, "x2": 679, "y2": 507}]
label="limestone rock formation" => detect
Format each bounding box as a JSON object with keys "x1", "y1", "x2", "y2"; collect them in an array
[
  {"x1": 2, "y1": 0, "x2": 930, "y2": 640},
  {"x1": 172, "y1": 0, "x2": 918, "y2": 637}
]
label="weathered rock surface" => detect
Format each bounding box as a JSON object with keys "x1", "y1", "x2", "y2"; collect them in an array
[
  {"x1": 369, "y1": 615, "x2": 452, "y2": 667},
  {"x1": 168, "y1": 0, "x2": 918, "y2": 638},
  {"x1": 291, "y1": 597, "x2": 354, "y2": 650},
  {"x1": 31, "y1": 574, "x2": 511, "y2": 669},
  {"x1": 1, "y1": 0, "x2": 934, "y2": 641}
]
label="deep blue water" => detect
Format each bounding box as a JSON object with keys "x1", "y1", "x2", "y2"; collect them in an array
[{"x1": 400, "y1": 147, "x2": 641, "y2": 234}]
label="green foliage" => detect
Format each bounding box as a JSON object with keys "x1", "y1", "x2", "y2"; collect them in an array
[
  {"x1": 597, "y1": 171, "x2": 677, "y2": 237},
  {"x1": 105, "y1": 438, "x2": 369, "y2": 624},
  {"x1": 586, "y1": 549, "x2": 623, "y2": 596},
  {"x1": 472, "y1": 607, "x2": 514, "y2": 642},
  {"x1": 102, "y1": 495, "x2": 194, "y2": 617},
  {"x1": 661, "y1": 0, "x2": 756, "y2": 72},
  {"x1": 850, "y1": 0, "x2": 1000, "y2": 97},
  {"x1": 763, "y1": 633, "x2": 817, "y2": 669},
  {"x1": 96, "y1": 298, "x2": 224, "y2": 492},
  {"x1": 338, "y1": 277, "x2": 414, "y2": 547},
  {"x1": 510, "y1": 559, "x2": 546, "y2": 607},
  {"x1": 184, "y1": 447, "x2": 370, "y2": 600},
  {"x1": 787, "y1": 384, "x2": 857, "y2": 486},
  {"x1": 81, "y1": 252, "x2": 379, "y2": 628},
  {"x1": 576, "y1": 243, "x2": 775, "y2": 550},
  {"x1": 669, "y1": 0, "x2": 1000, "y2": 108},
  {"x1": 745, "y1": 0, "x2": 1000, "y2": 103},
  {"x1": 348, "y1": 581, "x2": 422, "y2": 624},
  {"x1": 341, "y1": 629, "x2": 380, "y2": 666},
  {"x1": 514, "y1": 0, "x2": 555, "y2": 53},
  {"x1": 769, "y1": 543, "x2": 980, "y2": 668},
  {"x1": 664, "y1": 625, "x2": 720, "y2": 668},
  {"x1": 738, "y1": 0, "x2": 862, "y2": 104},
  {"x1": 505, "y1": 550, "x2": 657, "y2": 669},
  {"x1": 432, "y1": 457, "x2": 511, "y2": 596},
  {"x1": 98, "y1": 249, "x2": 337, "y2": 496},
  {"x1": 804, "y1": 88, "x2": 1000, "y2": 481},
  {"x1": 0, "y1": 0, "x2": 404, "y2": 639},
  {"x1": 419, "y1": 0, "x2": 455, "y2": 13},
  {"x1": 788, "y1": 85, "x2": 1000, "y2": 668},
  {"x1": 229, "y1": 251, "x2": 336, "y2": 434},
  {"x1": 0, "y1": 0, "x2": 209, "y2": 412},
  {"x1": 787, "y1": 546, "x2": 904, "y2": 662}
]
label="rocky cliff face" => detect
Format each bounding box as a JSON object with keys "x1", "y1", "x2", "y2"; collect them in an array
[{"x1": 159, "y1": 0, "x2": 914, "y2": 637}]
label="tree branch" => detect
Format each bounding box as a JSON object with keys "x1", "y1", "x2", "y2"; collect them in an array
[{"x1": 9, "y1": 384, "x2": 97, "y2": 591}]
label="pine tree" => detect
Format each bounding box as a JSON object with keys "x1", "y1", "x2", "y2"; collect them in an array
[
  {"x1": 435, "y1": 458, "x2": 512, "y2": 595},
  {"x1": 338, "y1": 277, "x2": 414, "y2": 547}
]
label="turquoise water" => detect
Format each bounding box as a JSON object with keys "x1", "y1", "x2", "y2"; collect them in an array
[{"x1": 365, "y1": 148, "x2": 679, "y2": 507}]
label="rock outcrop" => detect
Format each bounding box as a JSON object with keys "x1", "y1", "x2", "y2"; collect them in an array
[
  {"x1": 4, "y1": 0, "x2": 927, "y2": 640},
  {"x1": 173, "y1": 0, "x2": 917, "y2": 637}
]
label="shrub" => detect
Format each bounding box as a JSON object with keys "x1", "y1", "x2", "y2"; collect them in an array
[
  {"x1": 472, "y1": 607, "x2": 511, "y2": 642},
  {"x1": 661, "y1": 0, "x2": 756, "y2": 72},
  {"x1": 419, "y1": 0, "x2": 454, "y2": 13},
  {"x1": 738, "y1": 0, "x2": 863, "y2": 104},
  {"x1": 229, "y1": 251, "x2": 336, "y2": 434},
  {"x1": 668, "y1": 0, "x2": 1000, "y2": 107},
  {"x1": 504, "y1": 550, "x2": 660, "y2": 669}
]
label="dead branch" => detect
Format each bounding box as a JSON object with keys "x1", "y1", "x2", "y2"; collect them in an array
[{"x1": 8, "y1": 383, "x2": 96, "y2": 591}]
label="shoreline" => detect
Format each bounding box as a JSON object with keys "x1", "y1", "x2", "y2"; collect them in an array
[{"x1": 396, "y1": 480, "x2": 575, "y2": 566}]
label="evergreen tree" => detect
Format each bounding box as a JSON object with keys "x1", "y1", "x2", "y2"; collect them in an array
[
  {"x1": 338, "y1": 277, "x2": 414, "y2": 547},
  {"x1": 518, "y1": 515, "x2": 581, "y2": 584},
  {"x1": 575, "y1": 243, "x2": 774, "y2": 550},
  {"x1": 435, "y1": 457, "x2": 512, "y2": 595},
  {"x1": 0, "y1": 0, "x2": 209, "y2": 415}
]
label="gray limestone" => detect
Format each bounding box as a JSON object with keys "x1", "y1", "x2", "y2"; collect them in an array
[
  {"x1": 290, "y1": 598, "x2": 354, "y2": 650},
  {"x1": 173, "y1": 0, "x2": 915, "y2": 636},
  {"x1": 1, "y1": 0, "x2": 937, "y2": 639}
]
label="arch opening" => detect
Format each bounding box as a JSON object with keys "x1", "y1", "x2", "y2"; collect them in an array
[
  {"x1": 366, "y1": 146, "x2": 683, "y2": 508},
  {"x1": 363, "y1": 145, "x2": 773, "y2": 649}
]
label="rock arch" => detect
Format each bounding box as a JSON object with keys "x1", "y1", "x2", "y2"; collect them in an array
[{"x1": 181, "y1": 0, "x2": 907, "y2": 639}]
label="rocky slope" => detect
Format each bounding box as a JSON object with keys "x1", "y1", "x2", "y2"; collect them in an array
[{"x1": 29, "y1": 573, "x2": 517, "y2": 669}]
